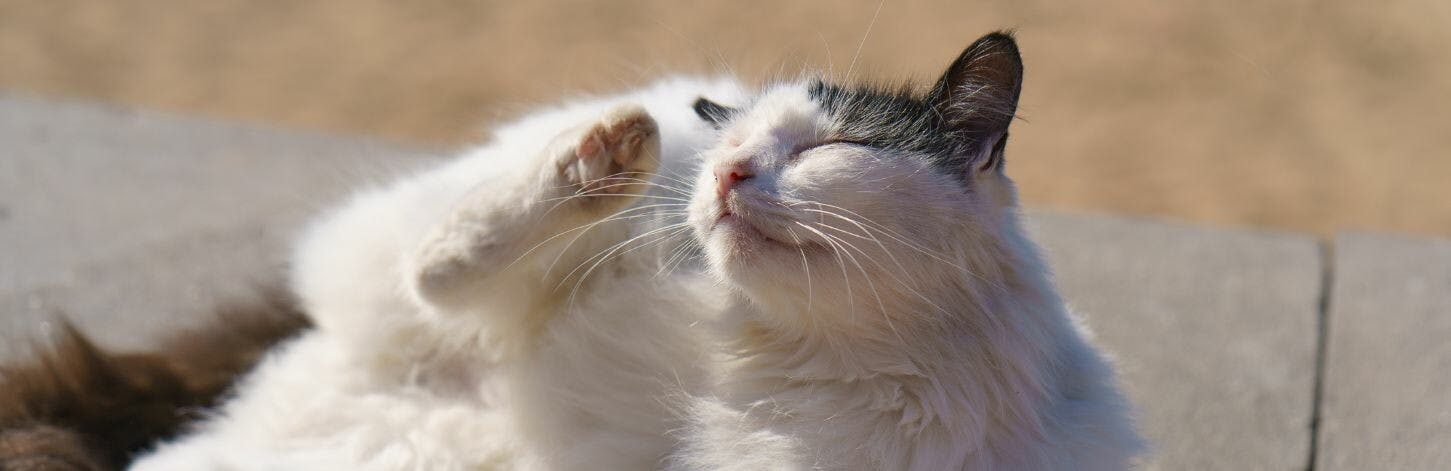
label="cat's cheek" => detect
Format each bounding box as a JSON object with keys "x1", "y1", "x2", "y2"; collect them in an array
[{"x1": 775, "y1": 167, "x2": 827, "y2": 206}]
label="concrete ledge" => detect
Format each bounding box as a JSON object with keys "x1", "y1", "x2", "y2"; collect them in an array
[
  {"x1": 0, "y1": 93, "x2": 437, "y2": 352},
  {"x1": 3, "y1": 93, "x2": 1447, "y2": 469},
  {"x1": 1318, "y1": 233, "x2": 1451, "y2": 470},
  {"x1": 1030, "y1": 212, "x2": 1321, "y2": 470}
]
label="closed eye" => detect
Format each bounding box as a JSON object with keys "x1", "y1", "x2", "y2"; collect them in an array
[{"x1": 789, "y1": 139, "x2": 872, "y2": 159}]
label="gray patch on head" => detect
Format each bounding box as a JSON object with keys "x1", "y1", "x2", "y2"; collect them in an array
[
  {"x1": 806, "y1": 80, "x2": 963, "y2": 171},
  {"x1": 805, "y1": 33, "x2": 1024, "y2": 176}
]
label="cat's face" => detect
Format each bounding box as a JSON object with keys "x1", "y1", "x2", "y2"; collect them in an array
[{"x1": 687, "y1": 33, "x2": 1026, "y2": 325}]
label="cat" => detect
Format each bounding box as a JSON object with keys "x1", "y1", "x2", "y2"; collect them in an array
[
  {"x1": 665, "y1": 32, "x2": 1143, "y2": 470},
  {"x1": 3, "y1": 31, "x2": 1140, "y2": 470}
]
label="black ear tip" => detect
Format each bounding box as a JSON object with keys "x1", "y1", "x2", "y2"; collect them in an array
[
  {"x1": 983, "y1": 30, "x2": 1018, "y2": 43},
  {"x1": 691, "y1": 97, "x2": 714, "y2": 114},
  {"x1": 966, "y1": 31, "x2": 1022, "y2": 62},
  {"x1": 692, "y1": 96, "x2": 736, "y2": 128},
  {"x1": 942, "y1": 30, "x2": 1023, "y2": 89}
]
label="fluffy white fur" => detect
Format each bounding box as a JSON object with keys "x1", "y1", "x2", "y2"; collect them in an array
[
  {"x1": 132, "y1": 78, "x2": 745, "y2": 470},
  {"x1": 133, "y1": 37, "x2": 1141, "y2": 471}
]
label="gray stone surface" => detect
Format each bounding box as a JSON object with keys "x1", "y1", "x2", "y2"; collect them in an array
[
  {"x1": 1029, "y1": 212, "x2": 1323, "y2": 470},
  {"x1": 1317, "y1": 233, "x2": 1451, "y2": 470},
  {"x1": 0, "y1": 93, "x2": 437, "y2": 354},
  {"x1": 1, "y1": 94, "x2": 1341, "y2": 469}
]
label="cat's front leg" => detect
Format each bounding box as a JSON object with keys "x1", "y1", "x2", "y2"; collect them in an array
[{"x1": 410, "y1": 104, "x2": 661, "y2": 312}]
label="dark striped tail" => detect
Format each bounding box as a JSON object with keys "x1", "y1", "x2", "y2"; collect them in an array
[{"x1": 0, "y1": 288, "x2": 310, "y2": 470}]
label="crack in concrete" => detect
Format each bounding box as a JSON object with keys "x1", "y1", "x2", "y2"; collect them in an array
[{"x1": 1306, "y1": 240, "x2": 1335, "y2": 471}]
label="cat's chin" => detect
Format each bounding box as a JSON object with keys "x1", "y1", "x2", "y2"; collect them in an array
[{"x1": 704, "y1": 213, "x2": 829, "y2": 285}]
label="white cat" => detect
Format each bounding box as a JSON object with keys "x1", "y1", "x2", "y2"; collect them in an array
[{"x1": 133, "y1": 32, "x2": 1141, "y2": 470}]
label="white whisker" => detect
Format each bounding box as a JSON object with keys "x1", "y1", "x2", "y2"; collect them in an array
[
  {"x1": 786, "y1": 202, "x2": 1007, "y2": 292},
  {"x1": 807, "y1": 219, "x2": 955, "y2": 320},
  {"x1": 644, "y1": 169, "x2": 700, "y2": 190},
  {"x1": 786, "y1": 227, "x2": 814, "y2": 316},
  {"x1": 559, "y1": 222, "x2": 691, "y2": 298},
  {"x1": 844, "y1": 0, "x2": 886, "y2": 84},
  {"x1": 565, "y1": 224, "x2": 691, "y2": 309},
  {"x1": 539, "y1": 209, "x2": 687, "y2": 280},
  {"x1": 797, "y1": 222, "x2": 899, "y2": 339},
  {"x1": 507, "y1": 203, "x2": 685, "y2": 274},
  {"x1": 657, "y1": 235, "x2": 702, "y2": 278},
  {"x1": 792, "y1": 222, "x2": 856, "y2": 320}
]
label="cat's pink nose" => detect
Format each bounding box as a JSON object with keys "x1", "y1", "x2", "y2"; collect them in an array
[{"x1": 714, "y1": 161, "x2": 754, "y2": 198}]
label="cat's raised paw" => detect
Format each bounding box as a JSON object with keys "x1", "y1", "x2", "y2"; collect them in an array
[{"x1": 559, "y1": 105, "x2": 661, "y2": 201}]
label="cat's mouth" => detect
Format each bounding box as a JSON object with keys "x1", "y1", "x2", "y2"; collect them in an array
[
  {"x1": 697, "y1": 189, "x2": 834, "y2": 258},
  {"x1": 710, "y1": 203, "x2": 815, "y2": 251},
  {"x1": 713, "y1": 211, "x2": 783, "y2": 245}
]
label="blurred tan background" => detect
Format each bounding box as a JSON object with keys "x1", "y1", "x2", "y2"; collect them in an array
[{"x1": 2, "y1": 0, "x2": 1447, "y2": 236}]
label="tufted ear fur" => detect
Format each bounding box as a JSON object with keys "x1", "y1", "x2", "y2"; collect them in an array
[
  {"x1": 692, "y1": 97, "x2": 737, "y2": 129},
  {"x1": 927, "y1": 31, "x2": 1023, "y2": 174}
]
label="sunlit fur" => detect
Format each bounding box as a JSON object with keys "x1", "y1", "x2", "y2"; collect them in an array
[
  {"x1": 670, "y1": 82, "x2": 1142, "y2": 470},
  {"x1": 130, "y1": 37, "x2": 1139, "y2": 470},
  {"x1": 131, "y1": 78, "x2": 745, "y2": 470}
]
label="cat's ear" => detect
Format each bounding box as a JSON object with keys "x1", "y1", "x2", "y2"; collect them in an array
[
  {"x1": 927, "y1": 31, "x2": 1023, "y2": 174},
  {"x1": 693, "y1": 97, "x2": 737, "y2": 129}
]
